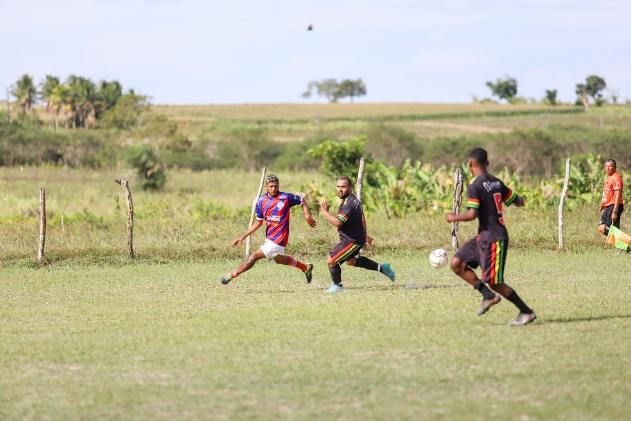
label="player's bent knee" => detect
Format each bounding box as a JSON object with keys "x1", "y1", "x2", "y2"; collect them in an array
[{"x1": 450, "y1": 257, "x2": 465, "y2": 274}]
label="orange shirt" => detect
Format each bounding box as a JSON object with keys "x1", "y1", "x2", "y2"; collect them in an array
[{"x1": 602, "y1": 172, "x2": 624, "y2": 206}]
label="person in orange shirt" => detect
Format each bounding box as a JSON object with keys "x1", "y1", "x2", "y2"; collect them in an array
[{"x1": 598, "y1": 159, "x2": 624, "y2": 236}]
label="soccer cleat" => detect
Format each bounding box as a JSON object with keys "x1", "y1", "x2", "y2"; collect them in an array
[
  {"x1": 326, "y1": 284, "x2": 344, "y2": 293},
  {"x1": 509, "y1": 311, "x2": 537, "y2": 326},
  {"x1": 477, "y1": 294, "x2": 502, "y2": 316},
  {"x1": 220, "y1": 276, "x2": 231, "y2": 285},
  {"x1": 381, "y1": 263, "x2": 395, "y2": 282},
  {"x1": 305, "y1": 263, "x2": 314, "y2": 284}
]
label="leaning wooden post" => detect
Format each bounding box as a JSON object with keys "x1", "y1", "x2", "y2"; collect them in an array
[
  {"x1": 245, "y1": 167, "x2": 266, "y2": 257},
  {"x1": 37, "y1": 188, "x2": 46, "y2": 264},
  {"x1": 558, "y1": 158, "x2": 571, "y2": 250},
  {"x1": 451, "y1": 169, "x2": 464, "y2": 250},
  {"x1": 115, "y1": 179, "x2": 135, "y2": 259},
  {"x1": 356, "y1": 158, "x2": 366, "y2": 203}
]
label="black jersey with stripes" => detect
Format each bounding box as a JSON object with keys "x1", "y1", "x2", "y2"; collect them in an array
[
  {"x1": 466, "y1": 174, "x2": 518, "y2": 241},
  {"x1": 336, "y1": 194, "x2": 367, "y2": 244}
]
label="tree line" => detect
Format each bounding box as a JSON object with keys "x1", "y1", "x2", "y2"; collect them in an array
[
  {"x1": 483, "y1": 74, "x2": 613, "y2": 109},
  {"x1": 302, "y1": 78, "x2": 367, "y2": 103},
  {"x1": 8, "y1": 74, "x2": 148, "y2": 130}
]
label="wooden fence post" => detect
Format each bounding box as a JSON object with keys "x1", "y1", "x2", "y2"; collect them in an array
[
  {"x1": 451, "y1": 169, "x2": 464, "y2": 250},
  {"x1": 245, "y1": 167, "x2": 266, "y2": 257},
  {"x1": 558, "y1": 158, "x2": 571, "y2": 250},
  {"x1": 356, "y1": 158, "x2": 366, "y2": 203},
  {"x1": 37, "y1": 188, "x2": 46, "y2": 264},
  {"x1": 115, "y1": 179, "x2": 135, "y2": 259}
]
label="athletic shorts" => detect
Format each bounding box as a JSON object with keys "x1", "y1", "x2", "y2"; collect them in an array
[
  {"x1": 599, "y1": 204, "x2": 624, "y2": 232},
  {"x1": 260, "y1": 239, "x2": 285, "y2": 259},
  {"x1": 329, "y1": 241, "x2": 363, "y2": 264},
  {"x1": 453, "y1": 234, "x2": 508, "y2": 285}
]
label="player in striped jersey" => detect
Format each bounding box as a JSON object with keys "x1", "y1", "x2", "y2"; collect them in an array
[
  {"x1": 445, "y1": 148, "x2": 536, "y2": 326},
  {"x1": 320, "y1": 177, "x2": 395, "y2": 293},
  {"x1": 220, "y1": 174, "x2": 316, "y2": 285}
]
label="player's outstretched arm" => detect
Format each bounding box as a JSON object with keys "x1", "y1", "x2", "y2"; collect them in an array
[
  {"x1": 232, "y1": 219, "x2": 264, "y2": 247},
  {"x1": 445, "y1": 208, "x2": 477, "y2": 223},
  {"x1": 301, "y1": 200, "x2": 317, "y2": 227}
]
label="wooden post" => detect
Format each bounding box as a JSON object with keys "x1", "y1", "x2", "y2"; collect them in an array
[
  {"x1": 245, "y1": 167, "x2": 266, "y2": 257},
  {"x1": 115, "y1": 179, "x2": 135, "y2": 259},
  {"x1": 61, "y1": 215, "x2": 65, "y2": 234},
  {"x1": 451, "y1": 169, "x2": 464, "y2": 249},
  {"x1": 541, "y1": 114, "x2": 547, "y2": 130},
  {"x1": 558, "y1": 158, "x2": 571, "y2": 250},
  {"x1": 37, "y1": 188, "x2": 46, "y2": 264},
  {"x1": 356, "y1": 158, "x2": 366, "y2": 203},
  {"x1": 599, "y1": 115, "x2": 604, "y2": 130}
]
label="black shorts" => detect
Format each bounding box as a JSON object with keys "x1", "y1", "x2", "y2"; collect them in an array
[
  {"x1": 329, "y1": 241, "x2": 363, "y2": 264},
  {"x1": 599, "y1": 204, "x2": 623, "y2": 232},
  {"x1": 453, "y1": 234, "x2": 509, "y2": 285}
]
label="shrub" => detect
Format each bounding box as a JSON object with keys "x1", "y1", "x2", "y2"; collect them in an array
[{"x1": 123, "y1": 142, "x2": 167, "y2": 191}]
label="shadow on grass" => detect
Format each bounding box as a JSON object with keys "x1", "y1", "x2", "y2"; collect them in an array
[{"x1": 538, "y1": 314, "x2": 631, "y2": 325}]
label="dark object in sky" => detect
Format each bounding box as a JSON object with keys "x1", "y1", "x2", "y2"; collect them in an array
[{"x1": 307, "y1": 24, "x2": 313, "y2": 31}]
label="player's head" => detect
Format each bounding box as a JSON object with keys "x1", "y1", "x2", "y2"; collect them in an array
[
  {"x1": 336, "y1": 176, "x2": 353, "y2": 199},
  {"x1": 265, "y1": 174, "x2": 280, "y2": 197},
  {"x1": 605, "y1": 159, "x2": 617, "y2": 176},
  {"x1": 468, "y1": 148, "x2": 489, "y2": 170}
]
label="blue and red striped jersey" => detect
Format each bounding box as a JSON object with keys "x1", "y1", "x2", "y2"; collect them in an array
[{"x1": 255, "y1": 192, "x2": 303, "y2": 246}]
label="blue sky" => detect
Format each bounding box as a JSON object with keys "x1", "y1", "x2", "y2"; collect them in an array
[{"x1": 1, "y1": 0, "x2": 630, "y2": 104}]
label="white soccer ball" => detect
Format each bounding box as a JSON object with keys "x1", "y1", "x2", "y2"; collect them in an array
[{"x1": 429, "y1": 248, "x2": 449, "y2": 269}]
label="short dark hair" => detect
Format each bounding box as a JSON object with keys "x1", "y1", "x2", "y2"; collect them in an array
[
  {"x1": 338, "y1": 176, "x2": 353, "y2": 187},
  {"x1": 606, "y1": 158, "x2": 617, "y2": 168},
  {"x1": 265, "y1": 174, "x2": 279, "y2": 184},
  {"x1": 469, "y1": 148, "x2": 488, "y2": 165}
]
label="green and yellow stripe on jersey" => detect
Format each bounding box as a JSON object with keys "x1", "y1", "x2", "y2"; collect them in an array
[
  {"x1": 337, "y1": 213, "x2": 349, "y2": 223},
  {"x1": 503, "y1": 189, "x2": 517, "y2": 206},
  {"x1": 467, "y1": 198, "x2": 480, "y2": 209}
]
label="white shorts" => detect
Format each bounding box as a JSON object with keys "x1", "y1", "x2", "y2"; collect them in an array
[{"x1": 260, "y1": 239, "x2": 285, "y2": 259}]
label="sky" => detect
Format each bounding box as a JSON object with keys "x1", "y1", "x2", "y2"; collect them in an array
[{"x1": 1, "y1": 0, "x2": 630, "y2": 105}]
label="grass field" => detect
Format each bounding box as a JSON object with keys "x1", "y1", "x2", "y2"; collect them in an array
[{"x1": 2, "y1": 251, "x2": 630, "y2": 421}]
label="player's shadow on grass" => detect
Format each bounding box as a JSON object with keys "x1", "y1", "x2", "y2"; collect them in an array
[
  {"x1": 348, "y1": 283, "x2": 464, "y2": 291},
  {"x1": 538, "y1": 314, "x2": 631, "y2": 324}
]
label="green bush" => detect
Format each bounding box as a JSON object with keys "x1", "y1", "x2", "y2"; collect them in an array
[{"x1": 123, "y1": 142, "x2": 167, "y2": 191}]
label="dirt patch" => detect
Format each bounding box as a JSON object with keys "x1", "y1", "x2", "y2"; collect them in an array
[{"x1": 406, "y1": 121, "x2": 511, "y2": 134}]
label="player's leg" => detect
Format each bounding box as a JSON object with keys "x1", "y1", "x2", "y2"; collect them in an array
[
  {"x1": 598, "y1": 205, "x2": 613, "y2": 236},
  {"x1": 220, "y1": 249, "x2": 266, "y2": 285},
  {"x1": 481, "y1": 239, "x2": 536, "y2": 326},
  {"x1": 325, "y1": 242, "x2": 360, "y2": 292},
  {"x1": 346, "y1": 255, "x2": 395, "y2": 282},
  {"x1": 273, "y1": 254, "x2": 314, "y2": 284},
  {"x1": 452, "y1": 237, "x2": 499, "y2": 315}
]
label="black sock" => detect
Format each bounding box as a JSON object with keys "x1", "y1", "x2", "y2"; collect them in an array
[
  {"x1": 506, "y1": 291, "x2": 533, "y2": 314},
  {"x1": 475, "y1": 282, "x2": 496, "y2": 300},
  {"x1": 329, "y1": 265, "x2": 342, "y2": 286},
  {"x1": 355, "y1": 256, "x2": 379, "y2": 271}
]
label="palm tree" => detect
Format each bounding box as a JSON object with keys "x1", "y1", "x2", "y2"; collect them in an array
[
  {"x1": 96, "y1": 80, "x2": 122, "y2": 118},
  {"x1": 11, "y1": 74, "x2": 37, "y2": 114},
  {"x1": 41, "y1": 75, "x2": 60, "y2": 128},
  {"x1": 67, "y1": 75, "x2": 98, "y2": 128},
  {"x1": 49, "y1": 84, "x2": 70, "y2": 130}
]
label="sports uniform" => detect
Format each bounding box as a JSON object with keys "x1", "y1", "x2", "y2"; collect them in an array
[
  {"x1": 255, "y1": 191, "x2": 303, "y2": 258},
  {"x1": 600, "y1": 171, "x2": 624, "y2": 232},
  {"x1": 454, "y1": 174, "x2": 518, "y2": 285},
  {"x1": 329, "y1": 194, "x2": 367, "y2": 263}
]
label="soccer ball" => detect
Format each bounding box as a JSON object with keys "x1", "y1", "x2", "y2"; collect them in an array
[{"x1": 429, "y1": 248, "x2": 449, "y2": 269}]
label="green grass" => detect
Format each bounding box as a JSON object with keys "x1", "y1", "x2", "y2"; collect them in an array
[{"x1": 1, "y1": 251, "x2": 630, "y2": 420}]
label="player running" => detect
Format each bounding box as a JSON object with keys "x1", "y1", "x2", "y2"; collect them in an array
[
  {"x1": 320, "y1": 176, "x2": 395, "y2": 292},
  {"x1": 445, "y1": 148, "x2": 537, "y2": 326},
  {"x1": 220, "y1": 174, "x2": 316, "y2": 285}
]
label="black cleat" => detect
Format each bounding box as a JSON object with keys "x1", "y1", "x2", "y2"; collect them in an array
[
  {"x1": 305, "y1": 263, "x2": 314, "y2": 284},
  {"x1": 220, "y1": 276, "x2": 231, "y2": 285}
]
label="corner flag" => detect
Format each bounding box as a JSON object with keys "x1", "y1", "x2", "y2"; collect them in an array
[{"x1": 606, "y1": 226, "x2": 631, "y2": 251}]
